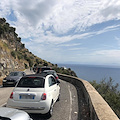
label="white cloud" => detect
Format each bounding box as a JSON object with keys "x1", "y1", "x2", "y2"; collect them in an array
[
  {"x1": 96, "y1": 24, "x2": 120, "y2": 35},
  {"x1": 0, "y1": 0, "x2": 120, "y2": 65},
  {"x1": 17, "y1": 0, "x2": 57, "y2": 26},
  {"x1": 58, "y1": 43, "x2": 82, "y2": 47},
  {"x1": 115, "y1": 36, "x2": 120, "y2": 47},
  {"x1": 101, "y1": 0, "x2": 120, "y2": 19},
  {"x1": 1, "y1": 0, "x2": 120, "y2": 40},
  {"x1": 91, "y1": 49, "x2": 120, "y2": 58},
  {"x1": 74, "y1": 49, "x2": 120, "y2": 65},
  {"x1": 69, "y1": 47, "x2": 85, "y2": 51}
]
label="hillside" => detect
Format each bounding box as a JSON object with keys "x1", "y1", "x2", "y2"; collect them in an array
[
  {"x1": 0, "y1": 18, "x2": 77, "y2": 82},
  {"x1": 0, "y1": 18, "x2": 54, "y2": 77}
]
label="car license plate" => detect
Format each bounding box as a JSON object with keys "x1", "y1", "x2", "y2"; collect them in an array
[
  {"x1": 19, "y1": 94, "x2": 35, "y2": 99},
  {"x1": 7, "y1": 82, "x2": 14, "y2": 84}
]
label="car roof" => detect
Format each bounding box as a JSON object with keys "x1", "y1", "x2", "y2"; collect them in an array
[
  {"x1": 0, "y1": 107, "x2": 30, "y2": 120},
  {"x1": 25, "y1": 73, "x2": 52, "y2": 78},
  {"x1": 43, "y1": 70, "x2": 56, "y2": 73},
  {"x1": 10, "y1": 71, "x2": 24, "y2": 73},
  {"x1": 41, "y1": 66, "x2": 52, "y2": 68},
  {"x1": 36, "y1": 66, "x2": 52, "y2": 69},
  {"x1": 12, "y1": 71, "x2": 23, "y2": 72}
]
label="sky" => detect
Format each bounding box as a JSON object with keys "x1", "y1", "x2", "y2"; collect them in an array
[{"x1": 0, "y1": 0, "x2": 120, "y2": 66}]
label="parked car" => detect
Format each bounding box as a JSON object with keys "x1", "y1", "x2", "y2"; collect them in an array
[
  {"x1": 0, "y1": 107, "x2": 32, "y2": 120},
  {"x1": 36, "y1": 66, "x2": 52, "y2": 74},
  {"x1": 7, "y1": 73, "x2": 60, "y2": 117},
  {"x1": 2, "y1": 71, "x2": 26, "y2": 87}
]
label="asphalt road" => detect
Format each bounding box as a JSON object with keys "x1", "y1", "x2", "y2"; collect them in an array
[
  {"x1": 0, "y1": 87, "x2": 14, "y2": 106},
  {"x1": 0, "y1": 69, "x2": 78, "y2": 120},
  {"x1": 29, "y1": 80, "x2": 78, "y2": 120}
]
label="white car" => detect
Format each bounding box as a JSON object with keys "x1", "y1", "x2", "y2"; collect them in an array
[
  {"x1": 0, "y1": 107, "x2": 32, "y2": 120},
  {"x1": 7, "y1": 73, "x2": 60, "y2": 117}
]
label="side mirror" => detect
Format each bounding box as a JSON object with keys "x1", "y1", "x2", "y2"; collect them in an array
[{"x1": 57, "y1": 80, "x2": 60, "y2": 85}]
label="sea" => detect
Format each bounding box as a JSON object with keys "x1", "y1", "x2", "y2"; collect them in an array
[{"x1": 58, "y1": 64, "x2": 120, "y2": 89}]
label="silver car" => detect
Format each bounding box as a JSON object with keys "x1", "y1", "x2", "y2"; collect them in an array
[{"x1": 0, "y1": 107, "x2": 32, "y2": 120}]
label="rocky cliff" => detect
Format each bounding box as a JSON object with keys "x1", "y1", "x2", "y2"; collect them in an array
[{"x1": 0, "y1": 18, "x2": 53, "y2": 80}]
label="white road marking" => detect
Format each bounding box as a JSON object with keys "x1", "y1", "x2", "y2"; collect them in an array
[
  {"x1": 0, "y1": 102, "x2": 6, "y2": 107},
  {"x1": 68, "y1": 85, "x2": 72, "y2": 120}
]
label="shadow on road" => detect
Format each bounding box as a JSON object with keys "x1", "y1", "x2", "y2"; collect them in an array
[{"x1": 29, "y1": 113, "x2": 51, "y2": 120}]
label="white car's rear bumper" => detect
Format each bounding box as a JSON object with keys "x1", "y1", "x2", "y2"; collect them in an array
[{"x1": 6, "y1": 99, "x2": 51, "y2": 114}]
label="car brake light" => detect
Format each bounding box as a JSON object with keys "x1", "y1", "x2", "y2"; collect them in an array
[
  {"x1": 56, "y1": 76, "x2": 59, "y2": 80},
  {"x1": 41, "y1": 93, "x2": 46, "y2": 100},
  {"x1": 10, "y1": 92, "x2": 13, "y2": 99}
]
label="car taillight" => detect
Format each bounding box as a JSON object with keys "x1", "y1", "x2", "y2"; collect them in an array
[
  {"x1": 56, "y1": 76, "x2": 59, "y2": 80},
  {"x1": 41, "y1": 93, "x2": 46, "y2": 100},
  {"x1": 10, "y1": 92, "x2": 13, "y2": 99}
]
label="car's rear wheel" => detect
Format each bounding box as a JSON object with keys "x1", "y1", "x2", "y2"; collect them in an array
[
  {"x1": 57, "y1": 94, "x2": 60, "y2": 101},
  {"x1": 3, "y1": 84, "x2": 6, "y2": 87},
  {"x1": 47, "y1": 102, "x2": 53, "y2": 117}
]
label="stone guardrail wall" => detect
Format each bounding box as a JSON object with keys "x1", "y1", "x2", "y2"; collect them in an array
[{"x1": 57, "y1": 73, "x2": 119, "y2": 120}]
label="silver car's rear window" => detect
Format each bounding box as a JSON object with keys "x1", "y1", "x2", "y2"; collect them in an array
[
  {"x1": 9, "y1": 72, "x2": 19, "y2": 76},
  {"x1": 17, "y1": 77, "x2": 45, "y2": 88}
]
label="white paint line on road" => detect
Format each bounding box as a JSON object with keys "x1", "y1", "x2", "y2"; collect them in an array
[
  {"x1": 0, "y1": 102, "x2": 6, "y2": 107},
  {"x1": 68, "y1": 85, "x2": 72, "y2": 120}
]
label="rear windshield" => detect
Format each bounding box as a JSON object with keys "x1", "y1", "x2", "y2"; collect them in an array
[
  {"x1": 9, "y1": 72, "x2": 20, "y2": 76},
  {"x1": 37, "y1": 67, "x2": 51, "y2": 73},
  {"x1": 41, "y1": 68, "x2": 51, "y2": 71},
  {"x1": 17, "y1": 77, "x2": 45, "y2": 88}
]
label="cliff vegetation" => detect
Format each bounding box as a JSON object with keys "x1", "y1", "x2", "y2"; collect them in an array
[{"x1": 90, "y1": 78, "x2": 120, "y2": 118}]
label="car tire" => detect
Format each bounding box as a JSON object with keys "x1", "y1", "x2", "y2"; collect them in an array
[
  {"x1": 47, "y1": 102, "x2": 53, "y2": 117},
  {"x1": 57, "y1": 94, "x2": 60, "y2": 101},
  {"x1": 3, "y1": 84, "x2": 6, "y2": 87}
]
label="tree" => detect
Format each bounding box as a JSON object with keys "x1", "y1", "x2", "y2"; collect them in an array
[
  {"x1": 43, "y1": 62, "x2": 48, "y2": 66},
  {"x1": 24, "y1": 63, "x2": 28, "y2": 69},
  {"x1": 0, "y1": 25, "x2": 4, "y2": 35},
  {"x1": 11, "y1": 51, "x2": 16, "y2": 59},
  {"x1": 0, "y1": 18, "x2": 6, "y2": 24},
  {"x1": 17, "y1": 37, "x2": 21, "y2": 42},
  {"x1": 36, "y1": 59, "x2": 39, "y2": 64},
  {"x1": 21, "y1": 44, "x2": 25, "y2": 48},
  {"x1": 90, "y1": 78, "x2": 120, "y2": 118},
  {"x1": 10, "y1": 27, "x2": 16, "y2": 32}
]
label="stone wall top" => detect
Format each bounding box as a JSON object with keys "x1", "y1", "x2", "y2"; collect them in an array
[{"x1": 58, "y1": 73, "x2": 119, "y2": 120}]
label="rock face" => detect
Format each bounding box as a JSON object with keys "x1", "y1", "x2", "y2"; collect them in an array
[
  {"x1": 0, "y1": 18, "x2": 51, "y2": 79},
  {"x1": 0, "y1": 43, "x2": 25, "y2": 77},
  {"x1": 0, "y1": 17, "x2": 29, "y2": 78}
]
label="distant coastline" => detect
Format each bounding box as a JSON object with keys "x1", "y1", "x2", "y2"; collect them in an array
[{"x1": 58, "y1": 63, "x2": 120, "y2": 88}]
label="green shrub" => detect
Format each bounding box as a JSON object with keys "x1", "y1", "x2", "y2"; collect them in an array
[
  {"x1": 43, "y1": 62, "x2": 48, "y2": 66},
  {"x1": 24, "y1": 63, "x2": 28, "y2": 69},
  {"x1": 53, "y1": 66, "x2": 77, "y2": 77},
  {"x1": 90, "y1": 78, "x2": 120, "y2": 118},
  {"x1": 21, "y1": 44, "x2": 25, "y2": 48},
  {"x1": 11, "y1": 51, "x2": 16, "y2": 59}
]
